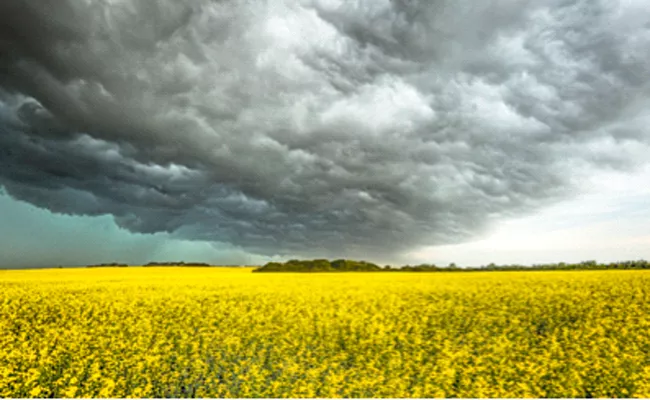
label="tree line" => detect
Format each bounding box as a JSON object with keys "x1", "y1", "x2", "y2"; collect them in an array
[
  {"x1": 86, "y1": 261, "x2": 213, "y2": 268},
  {"x1": 144, "y1": 261, "x2": 213, "y2": 267},
  {"x1": 254, "y1": 259, "x2": 650, "y2": 272},
  {"x1": 86, "y1": 262, "x2": 129, "y2": 268},
  {"x1": 254, "y1": 259, "x2": 383, "y2": 272}
]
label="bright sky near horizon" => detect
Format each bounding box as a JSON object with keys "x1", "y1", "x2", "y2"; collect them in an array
[
  {"x1": 1, "y1": 1, "x2": 650, "y2": 268},
  {"x1": 410, "y1": 166, "x2": 650, "y2": 266}
]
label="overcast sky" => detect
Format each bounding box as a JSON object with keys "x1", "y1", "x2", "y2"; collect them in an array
[{"x1": 1, "y1": 0, "x2": 650, "y2": 268}]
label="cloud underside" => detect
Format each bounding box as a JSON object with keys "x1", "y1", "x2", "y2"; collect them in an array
[{"x1": 1, "y1": 0, "x2": 649, "y2": 259}]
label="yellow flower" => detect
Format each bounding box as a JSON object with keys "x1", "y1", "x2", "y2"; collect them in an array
[
  {"x1": 63, "y1": 386, "x2": 78, "y2": 398},
  {"x1": 1, "y1": 267, "x2": 649, "y2": 398}
]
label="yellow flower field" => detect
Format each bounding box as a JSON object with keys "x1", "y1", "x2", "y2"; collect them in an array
[{"x1": 1, "y1": 268, "x2": 649, "y2": 398}]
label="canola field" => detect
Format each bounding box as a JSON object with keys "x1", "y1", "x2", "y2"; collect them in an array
[{"x1": 1, "y1": 267, "x2": 650, "y2": 398}]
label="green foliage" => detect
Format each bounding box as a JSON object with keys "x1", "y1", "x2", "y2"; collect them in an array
[
  {"x1": 254, "y1": 259, "x2": 381, "y2": 273},
  {"x1": 470, "y1": 259, "x2": 650, "y2": 271},
  {"x1": 87, "y1": 263, "x2": 128, "y2": 268},
  {"x1": 145, "y1": 261, "x2": 212, "y2": 267},
  {"x1": 255, "y1": 259, "x2": 650, "y2": 273}
]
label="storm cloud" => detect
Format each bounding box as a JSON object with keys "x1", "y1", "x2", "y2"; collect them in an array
[{"x1": 1, "y1": 0, "x2": 649, "y2": 260}]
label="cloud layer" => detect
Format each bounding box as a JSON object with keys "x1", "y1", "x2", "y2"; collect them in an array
[{"x1": 1, "y1": 0, "x2": 649, "y2": 259}]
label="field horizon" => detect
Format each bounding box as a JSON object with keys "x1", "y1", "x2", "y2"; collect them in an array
[{"x1": 4, "y1": 256, "x2": 650, "y2": 273}]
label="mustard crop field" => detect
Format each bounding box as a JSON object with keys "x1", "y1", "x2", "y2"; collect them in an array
[{"x1": 1, "y1": 268, "x2": 650, "y2": 398}]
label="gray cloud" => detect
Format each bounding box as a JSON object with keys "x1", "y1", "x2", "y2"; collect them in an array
[{"x1": 1, "y1": 0, "x2": 649, "y2": 260}]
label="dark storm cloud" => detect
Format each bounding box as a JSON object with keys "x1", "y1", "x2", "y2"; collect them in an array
[{"x1": 1, "y1": 0, "x2": 650, "y2": 259}]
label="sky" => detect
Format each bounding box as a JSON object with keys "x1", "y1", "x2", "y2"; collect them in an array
[{"x1": 1, "y1": 0, "x2": 650, "y2": 268}]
